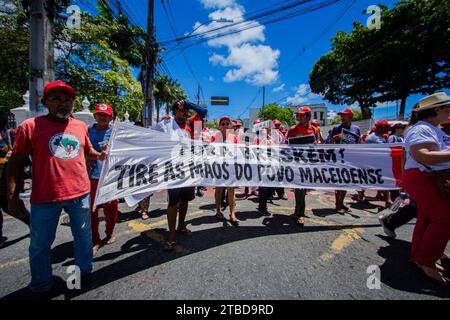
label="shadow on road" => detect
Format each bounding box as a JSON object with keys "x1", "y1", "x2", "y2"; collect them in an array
[
  {"x1": 3, "y1": 211, "x2": 449, "y2": 300},
  {"x1": 377, "y1": 235, "x2": 450, "y2": 298}
]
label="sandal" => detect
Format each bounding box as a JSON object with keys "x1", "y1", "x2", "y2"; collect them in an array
[
  {"x1": 414, "y1": 263, "x2": 449, "y2": 286},
  {"x1": 163, "y1": 241, "x2": 177, "y2": 252},
  {"x1": 229, "y1": 216, "x2": 240, "y2": 226},
  {"x1": 215, "y1": 212, "x2": 225, "y2": 220},
  {"x1": 176, "y1": 227, "x2": 192, "y2": 236},
  {"x1": 296, "y1": 217, "x2": 305, "y2": 228},
  {"x1": 141, "y1": 211, "x2": 150, "y2": 220},
  {"x1": 106, "y1": 235, "x2": 116, "y2": 244}
]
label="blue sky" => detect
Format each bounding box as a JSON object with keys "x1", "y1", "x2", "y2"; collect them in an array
[{"x1": 79, "y1": 0, "x2": 449, "y2": 121}]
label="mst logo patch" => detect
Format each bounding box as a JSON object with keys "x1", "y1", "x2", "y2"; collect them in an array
[{"x1": 49, "y1": 133, "x2": 81, "y2": 160}]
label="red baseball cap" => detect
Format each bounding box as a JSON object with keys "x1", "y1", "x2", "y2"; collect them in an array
[
  {"x1": 272, "y1": 119, "x2": 281, "y2": 126},
  {"x1": 279, "y1": 125, "x2": 286, "y2": 133},
  {"x1": 295, "y1": 106, "x2": 312, "y2": 114},
  {"x1": 253, "y1": 119, "x2": 261, "y2": 125},
  {"x1": 43, "y1": 80, "x2": 76, "y2": 98},
  {"x1": 94, "y1": 103, "x2": 114, "y2": 116},
  {"x1": 338, "y1": 108, "x2": 354, "y2": 116},
  {"x1": 375, "y1": 119, "x2": 390, "y2": 127},
  {"x1": 219, "y1": 116, "x2": 231, "y2": 124},
  {"x1": 311, "y1": 119, "x2": 319, "y2": 126}
]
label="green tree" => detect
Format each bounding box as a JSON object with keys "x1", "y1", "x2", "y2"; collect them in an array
[
  {"x1": 258, "y1": 103, "x2": 295, "y2": 126},
  {"x1": 0, "y1": 0, "x2": 28, "y2": 111},
  {"x1": 310, "y1": 0, "x2": 450, "y2": 120},
  {"x1": 54, "y1": 5, "x2": 144, "y2": 120}
]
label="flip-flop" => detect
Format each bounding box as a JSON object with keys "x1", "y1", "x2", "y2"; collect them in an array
[
  {"x1": 106, "y1": 235, "x2": 116, "y2": 244},
  {"x1": 215, "y1": 212, "x2": 225, "y2": 219},
  {"x1": 163, "y1": 241, "x2": 177, "y2": 252},
  {"x1": 176, "y1": 227, "x2": 192, "y2": 236},
  {"x1": 141, "y1": 212, "x2": 150, "y2": 220}
]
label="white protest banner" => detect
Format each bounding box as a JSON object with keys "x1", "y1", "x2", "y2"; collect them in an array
[{"x1": 94, "y1": 122, "x2": 403, "y2": 207}]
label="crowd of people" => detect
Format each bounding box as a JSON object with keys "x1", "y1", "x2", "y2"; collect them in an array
[{"x1": 0, "y1": 80, "x2": 449, "y2": 296}]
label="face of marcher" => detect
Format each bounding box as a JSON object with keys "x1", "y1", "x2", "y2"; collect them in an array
[
  {"x1": 44, "y1": 91, "x2": 75, "y2": 120},
  {"x1": 297, "y1": 113, "x2": 311, "y2": 127},
  {"x1": 435, "y1": 105, "x2": 450, "y2": 125},
  {"x1": 174, "y1": 106, "x2": 189, "y2": 123},
  {"x1": 219, "y1": 120, "x2": 231, "y2": 135},
  {"x1": 94, "y1": 113, "x2": 113, "y2": 126},
  {"x1": 395, "y1": 127, "x2": 405, "y2": 136},
  {"x1": 378, "y1": 125, "x2": 390, "y2": 135},
  {"x1": 340, "y1": 114, "x2": 352, "y2": 125}
]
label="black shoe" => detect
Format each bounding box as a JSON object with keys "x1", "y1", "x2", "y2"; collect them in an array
[{"x1": 256, "y1": 207, "x2": 270, "y2": 216}]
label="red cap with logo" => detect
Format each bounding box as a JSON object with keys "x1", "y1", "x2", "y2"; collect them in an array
[
  {"x1": 279, "y1": 125, "x2": 287, "y2": 133},
  {"x1": 219, "y1": 116, "x2": 231, "y2": 124},
  {"x1": 43, "y1": 80, "x2": 76, "y2": 98},
  {"x1": 375, "y1": 119, "x2": 390, "y2": 127},
  {"x1": 272, "y1": 119, "x2": 281, "y2": 126},
  {"x1": 253, "y1": 119, "x2": 261, "y2": 125},
  {"x1": 295, "y1": 106, "x2": 312, "y2": 114},
  {"x1": 338, "y1": 108, "x2": 354, "y2": 116},
  {"x1": 94, "y1": 103, "x2": 114, "y2": 116}
]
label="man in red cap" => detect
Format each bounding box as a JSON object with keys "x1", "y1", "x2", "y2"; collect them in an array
[
  {"x1": 6, "y1": 80, "x2": 106, "y2": 294},
  {"x1": 326, "y1": 108, "x2": 362, "y2": 213},
  {"x1": 88, "y1": 103, "x2": 117, "y2": 256},
  {"x1": 365, "y1": 120, "x2": 390, "y2": 144},
  {"x1": 285, "y1": 106, "x2": 320, "y2": 227},
  {"x1": 365, "y1": 119, "x2": 392, "y2": 207}
]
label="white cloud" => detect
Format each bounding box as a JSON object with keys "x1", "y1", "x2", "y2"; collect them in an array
[
  {"x1": 286, "y1": 84, "x2": 321, "y2": 105},
  {"x1": 195, "y1": 1, "x2": 280, "y2": 86},
  {"x1": 200, "y1": 0, "x2": 236, "y2": 9},
  {"x1": 273, "y1": 84, "x2": 285, "y2": 92},
  {"x1": 210, "y1": 43, "x2": 280, "y2": 86}
]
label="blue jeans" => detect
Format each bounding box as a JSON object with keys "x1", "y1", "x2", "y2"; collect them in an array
[{"x1": 29, "y1": 193, "x2": 93, "y2": 292}]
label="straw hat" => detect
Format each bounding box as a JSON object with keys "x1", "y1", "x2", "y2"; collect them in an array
[{"x1": 413, "y1": 92, "x2": 450, "y2": 112}]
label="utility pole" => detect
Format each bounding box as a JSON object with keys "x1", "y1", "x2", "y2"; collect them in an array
[
  {"x1": 196, "y1": 85, "x2": 200, "y2": 105},
  {"x1": 29, "y1": 0, "x2": 54, "y2": 113},
  {"x1": 144, "y1": 0, "x2": 155, "y2": 126},
  {"x1": 262, "y1": 86, "x2": 265, "y2": 107}
]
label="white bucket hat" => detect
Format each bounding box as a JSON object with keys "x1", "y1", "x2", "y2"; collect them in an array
[{"x1": 413, "y1": 92, "x2": 450, "y2": 112}]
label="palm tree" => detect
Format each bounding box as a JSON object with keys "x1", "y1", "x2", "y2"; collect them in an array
[{"x1": 153, "y1": 75, "x2": 187, "y2": 121}]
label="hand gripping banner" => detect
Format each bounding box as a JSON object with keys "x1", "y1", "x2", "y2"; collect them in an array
[{"x1": 94, "y1": 121, "x2": 403, "y2": 207}]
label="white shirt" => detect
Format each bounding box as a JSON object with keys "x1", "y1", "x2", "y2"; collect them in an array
[{"x1": 404, "y1": 121, "x2": 450, "y2": 171}]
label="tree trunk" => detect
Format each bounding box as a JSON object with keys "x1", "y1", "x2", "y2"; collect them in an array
[
  {"x1": 360, "y1": 105, "x2": 372, "y2": 120},
  {"x1": 156, "y1": 103, "x2": 160, "y2": 122},
  {"x1": 398, "y1": 96, "x2": 407, "y2": 120}
]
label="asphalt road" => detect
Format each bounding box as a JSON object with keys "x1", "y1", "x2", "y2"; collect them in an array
[{"x1": 1, "y1": 188, "x2": 449, "y2": 300}]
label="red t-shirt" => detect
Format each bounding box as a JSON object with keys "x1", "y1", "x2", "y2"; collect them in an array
[
  {"x1": 210, "y1": 132, "x2": 239, "y2": 144},
  {"x1": 285, "y1": 124, "x2": 318, "y2": 143},
  {"x1": 13, "y1": 116, "x2": 93, "y2": 204},
  {"x1": 177, "y1": 122, "x2": 194, "y2": 139}
]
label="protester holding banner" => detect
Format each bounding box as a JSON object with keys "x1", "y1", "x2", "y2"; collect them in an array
[
  {"x1": 211, "y1": 116, "x2": 239, "y2": 224},
  {"x1": 401, "y1": 92, "x2": 450, "y2": 286},
  {"x1": 6, "y1": 81, "x2": 107, "y2": 294},
  {"x1": 88, "y1": 103, "x2": 117, "y2": 256},
  {"x1": 164, "y1": 100, "x2": 206, "y2": 251},
  {"x1": 364, "y1": 120, "x2": 393, "y2": 208},
  {"x1": 325, "y1": 108, "x2": 361, "y2": 213},
  {"x1": 286, "y1": 106, "x2": 319, "y2": 227}
]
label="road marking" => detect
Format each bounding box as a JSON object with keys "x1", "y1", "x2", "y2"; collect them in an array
[
  {"x1": 319, "y1": 228, "x2": 365, "y2": 263},
  {"x1": 0, "y1": 257, "x2": 29, "y2": 270}
]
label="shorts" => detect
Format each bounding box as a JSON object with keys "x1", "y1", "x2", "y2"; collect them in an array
[{"x1": 168, "y1": 187, "x2": 196, "y2": 207}]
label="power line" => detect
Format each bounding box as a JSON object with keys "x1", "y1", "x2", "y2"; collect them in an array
[{"x1": 165, "y1": 0, "x2": 342, "y2": 61}]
